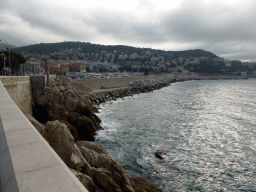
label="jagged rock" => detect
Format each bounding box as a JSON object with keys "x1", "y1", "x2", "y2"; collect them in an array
[
  {"x1": 155, "y1": 150, "x2": 167, "y2": 160},
  {"x1": 91, "y1": 167, "x2": 122, "y2": 192},
  {"x1": 65, "y1": 96, "x2": 79, "y2": 112},
  {"x1": 36, "y1": 94, "x2": 49, "y2": 106},
  {"x1": 130, "y1": 177, "x2": 163, "y2": 192},
  {"x1": 70, "y1": 166, "x2": 103, "y2": 192},
  {"x1": 32, "y1": 77, "x2": 101, "y2": 141},
  {"x1": 78, "y1": 144, "x2": 135, "y2": 192},
  {"x1": 59, "y1": 120, "x2": 79, "y2": 141},
  {"x1": 44, "y1": 120, "x2": 90, "y2": 171},
  {"x1": 76, "y1": 141, "x2": 108, "y2": 155},
  {"x1": 25, "y1": 114, "x2": 45, "y2": 135},
  {"x1": 49, "y1": 104, "x2": 69, "y2": 121},
  {"x1": 68, "y1": 112, "x2": 98, "y2": 141},
  {"x1": 91, "y1": 106, "x2": 99, "y2": 113},
  {"x1": 77, "y1": 173, "x2": 97, "y2": 192},
  {"x1": 92, "y1": 113, "x2": 101, "y2": 124}
]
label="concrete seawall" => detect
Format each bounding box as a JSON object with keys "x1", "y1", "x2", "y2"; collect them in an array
[
  {"x1": 0, "y1": 77, "x2": 88, "y2": 192},
  {"x1": 0, "y1": 76, "x2": 32, "y2": 115}
]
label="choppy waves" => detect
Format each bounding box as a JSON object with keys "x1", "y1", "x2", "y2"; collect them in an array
[{"x1": 96, "y1": 79, "x2": 256, "y2": 191}]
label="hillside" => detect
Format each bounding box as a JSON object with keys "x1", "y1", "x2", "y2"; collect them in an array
[
  {"x1": 0, "y1": 43, "x2": 16, "y2": 50},
  {"x1": 12, "y1": 41, "x2": 218, "y2": 58}
]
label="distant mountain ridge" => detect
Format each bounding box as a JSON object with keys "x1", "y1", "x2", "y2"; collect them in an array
[
  {"x1": 12, "y1": 41, "x2": 218, "y2": 58},
  {"x1": 0, "y1": 43, "x2": 16, "y2": 50}
]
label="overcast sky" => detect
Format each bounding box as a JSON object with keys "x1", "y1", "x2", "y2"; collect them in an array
[{"x1": 1, "y1": 0, "x2": 256, "y2": 61}]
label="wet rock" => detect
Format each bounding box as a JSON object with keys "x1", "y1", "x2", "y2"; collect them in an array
[{"x1": 155, "y1": 150, "x2": 167, "y2": 159}]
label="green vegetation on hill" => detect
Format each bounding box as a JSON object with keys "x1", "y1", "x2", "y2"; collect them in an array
[
  {"x1": 12, "y1": 41, "x2": 218, "y2": 58},
  {"x1": 173, "y1": 49, "x2": 217, "y2": 58}
]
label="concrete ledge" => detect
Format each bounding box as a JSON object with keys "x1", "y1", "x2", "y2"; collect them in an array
[
  {"x1": 0, "y1": 77, "x2": 30, "y2": 85},
  {"x1": 0, "y1": 82, "x2": 88, "y2": 192}
]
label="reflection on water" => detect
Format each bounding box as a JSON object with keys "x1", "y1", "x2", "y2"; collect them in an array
[{"x1": 96, "y1": 79, "x2": 256, "y2": 191}]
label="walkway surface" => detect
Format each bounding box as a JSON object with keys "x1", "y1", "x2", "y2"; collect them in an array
[{"x1": 0, "y1": 81, "x2": 88, "y2": 192}]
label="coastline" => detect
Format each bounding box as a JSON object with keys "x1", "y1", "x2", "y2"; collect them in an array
[
  {"x1": 81, "y1": 74, "x2": 244, "y2": 106},
  {"x1": 29, "y1": 74, "x2": 246, "y2": 191}
]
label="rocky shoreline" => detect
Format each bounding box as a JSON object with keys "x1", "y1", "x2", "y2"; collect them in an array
[
  {"x1": 27, "y1": 74, "x2": 245, "y2": 192},
  {"x1": 87, "y1": 75, "x2": 178, "y2": 106},
  {"x1": 87, "y1": 74, "x2": 244, "y2": 106},
  {"x1": 29, "y1": 76, "x2": 165, "y2": 192}
]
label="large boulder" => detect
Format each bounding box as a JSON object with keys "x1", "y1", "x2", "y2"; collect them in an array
[
  {"x1": 32, "y1": 77, "x2": 101, "y2": 141},
  {"x1": 44, "y1": 120, "x2": 90, "y2": 171},
  {"x1": 76, "y1": 141, "x2": 108, "y2": 155},
  {"x1": 77, "y1": 143, "x2": 135, "y2": 192},
  {"x1": 70, "y1": 167, "x2": 105, "y2": 192},
  {"x1": 91, "y1": 167, "x2": 122, "y2": 192},
  {"x1": 130, "y1": 177, "x2": 163, "y2": 192},
  {"x1": 65, "y1": 96, "x2": 80, "y2": 112},
  {"x1": 77, "y1": 173, "x2": 98, "y2": 192},
  {"x1": 68, "y1": 112, "x2": 98, "y2": 141}
]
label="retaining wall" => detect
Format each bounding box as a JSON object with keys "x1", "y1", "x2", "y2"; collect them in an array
[
  {"x1": 0, "y1": 81, "x2": 88, "y2": 192},
  {"x1": 0, "y1": 77, "x2": 32, "y2": 115}
]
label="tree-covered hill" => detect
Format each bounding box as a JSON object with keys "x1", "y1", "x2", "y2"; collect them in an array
[
  {"x1": 172, "y1": 49, "x2": 217, "y2": 58},
  {"x1": 11, "y1": 41, "x2": 218, "y2": 58}
]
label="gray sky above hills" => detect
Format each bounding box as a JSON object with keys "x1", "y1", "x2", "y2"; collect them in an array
[{"x1": 1, "y1": 0, "x2": 256, "y2": 61}]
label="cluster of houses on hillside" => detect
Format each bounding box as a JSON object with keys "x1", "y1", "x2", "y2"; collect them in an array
[{"x1": 19, "y1": 48, "x2": 256, "y2": 76}]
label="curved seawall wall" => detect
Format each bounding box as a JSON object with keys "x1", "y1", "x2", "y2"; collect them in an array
[{"x1": 0, "y1": 77, "x2": 88, "y2": 192}]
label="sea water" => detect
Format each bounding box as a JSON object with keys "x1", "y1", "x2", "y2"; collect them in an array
[{"x1": 95, "y1": 78, "x2": 256, "y2": 191}]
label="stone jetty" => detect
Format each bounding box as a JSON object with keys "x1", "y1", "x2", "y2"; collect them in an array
[{"x1": 87, "y1": 75, "x2": 177, "y2": 106}]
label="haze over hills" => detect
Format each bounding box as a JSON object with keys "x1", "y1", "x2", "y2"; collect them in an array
[
  {"x1": 11, "y1": 41, "x2": 218, "y2": 59},
  {"x1": 0, "y1": 43, "x2": 16, "y2": 50}
]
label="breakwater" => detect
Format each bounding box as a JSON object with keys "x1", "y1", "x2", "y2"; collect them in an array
[
  {"x1": 87, "y1": 75, "x2": 178, "y2": 105},
  {"x1": 87, "y1": 74, "x2": 243, "y2": 105}
]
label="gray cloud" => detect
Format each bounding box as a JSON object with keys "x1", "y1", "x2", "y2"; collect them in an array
[{"x1": 1, "y1": 0, "x2": 256, "y2": 61}]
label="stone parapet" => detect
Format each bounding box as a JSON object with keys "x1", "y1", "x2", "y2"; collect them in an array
[
  {"x1": 30, "y1": 75, "x2": 56, "y2": 91},
  {"x1": 0, "y1": 76, "x2": 32, "y2": 115},
  {"x1": 0, "y1": 81, "x2": 88, "y2": 192},
  {"x1": 30, "y1": 75, "x2": 46, "y2": 91}
]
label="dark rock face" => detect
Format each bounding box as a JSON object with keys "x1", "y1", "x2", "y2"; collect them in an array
[
  {"x1": 33, "y1": 104, "x2": 49, "y2": 124},
  {"x1": 130, "y1": 177, "x2": 163, "y2": 192},
  {"x1": 32, "y1": 77, "x2": 101, "y2": 141},
  {"x1": 155, "y1": 150, "x2": 167, "y2": 160}
]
